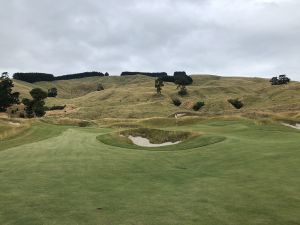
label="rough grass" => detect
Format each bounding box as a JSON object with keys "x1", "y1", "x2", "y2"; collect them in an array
[
  {"x1": 0, "y1": 119, "x2": 31, "y2": 141},
  {"x1": 120, "y1": 128, "x2": 194, "y2": 143},
  {"x1": 12, "y1": 75, "x2": 300, "y2": 120}
]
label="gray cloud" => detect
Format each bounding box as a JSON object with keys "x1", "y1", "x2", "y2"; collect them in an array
[{"x1": 0, "y1": 0, "x2": 300, "y2": 80}]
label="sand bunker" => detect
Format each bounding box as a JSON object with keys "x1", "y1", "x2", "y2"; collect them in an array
[
  {"x1": 128, "y1": 135, "x2": 181, "y2": 147},
  {"x1": 282, "y1": 123, "x2": 300, "y2": 130},
  {"x1": 8, "y1": 122, "x2": 21, "y2": 126}
]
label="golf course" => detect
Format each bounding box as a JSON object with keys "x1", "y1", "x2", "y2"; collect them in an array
[
  {"x1": 0, "y1": 118, "x2": 300, "y2": 225},
  {"x1": 2, "y1": 0, "x2": 300, "y2": 223}
]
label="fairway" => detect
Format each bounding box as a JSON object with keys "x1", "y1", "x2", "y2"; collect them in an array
[{"x1": 0, "y1": 119, "x2": 300, "y2": 225}]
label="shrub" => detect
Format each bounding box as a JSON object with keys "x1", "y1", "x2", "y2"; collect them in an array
[
  {"x1": 78, "y1": 120, "x2": 91, "y2": 127},
  {"x1": 172, "y1": 97, "x2": 182, "y2": 106},
  {"x1": 97, "y1": 84, "x2": 104, "y2": 91},
  {"x1": 228, "y1": 98, "x2": 244, "y2": 109},
  {"x1": 193, "y1": 101, "x2": 205, "y2": 111},
  {"x1": 155, "y1": 78, "x2": 164, "y2": 94},
  {"x1": 48, "y1": 88, "x2": 58, "y2": 97},
  {"x1": 46, "y1": 105, "x2": 66, "y2": 111},
  {"x1": 178, "y1": 86, "x2": 187, "y2": 96}
]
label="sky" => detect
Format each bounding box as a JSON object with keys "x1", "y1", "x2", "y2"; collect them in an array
[{"x1": 0, "y1": 0, "x2": 300, "y2": 80}]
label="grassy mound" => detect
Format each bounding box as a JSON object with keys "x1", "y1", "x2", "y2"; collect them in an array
[
  {"x1": 97, "y1": 128, "x2": 225, "y2": 151},
  {"x1": 121, "y1": 128, "x2": 193, "y2": 144}
]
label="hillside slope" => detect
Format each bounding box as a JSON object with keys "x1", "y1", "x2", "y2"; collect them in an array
[{"x1": 13, "y1": 75, "x2": 300, "y2": 120}]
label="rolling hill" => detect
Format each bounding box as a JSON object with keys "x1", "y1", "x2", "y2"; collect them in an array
[{"x1": 12, "y1": 74, "x2": 300, "y2": 121}]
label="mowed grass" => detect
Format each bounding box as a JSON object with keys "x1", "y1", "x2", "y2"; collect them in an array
[{"x1": 0, "y1": 119, "x2": 300, "y2": 225}]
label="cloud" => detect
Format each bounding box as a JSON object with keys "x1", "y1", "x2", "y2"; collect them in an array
[{"x1": 0, "y1": 0, "x2": 299, "y2": 80}]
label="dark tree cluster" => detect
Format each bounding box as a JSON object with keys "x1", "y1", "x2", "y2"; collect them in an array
[
  {"x1": 13, "y1": 73, "x2": 54, "y2": 83},
  {"x1": 55, "y1": 72, "x2": 105, "y2": 81},
  {"x1": 22, "y1": 88, "x2": 48, "y2": 117},
  {"x1": 154, "y1": 71, "x2": 193, "y2": 96},
  {"x1": 270, "y1": 75, "x2": 290, "y2": 85},
  {"x1": 0, "y1": 72, "x2": 20, "y2": 112},
  {"x1": 13, "y1": 71, "x2": 107, "y2": 83},
  {"x1": 121, "y1": 72, "x2": 168, "y2": 78},
  {"x1": 48, "y1": 88, "x2": 58, "y2": 97}
]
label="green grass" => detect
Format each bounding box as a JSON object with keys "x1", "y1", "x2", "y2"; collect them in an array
[
  {"x1": 0, "y1": 119, "x2": 300, "y2": 225},
  {"x1": 0, "y1": 122, "x2": 69, "y2": 152}
]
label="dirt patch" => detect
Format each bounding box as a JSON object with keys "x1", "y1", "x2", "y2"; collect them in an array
[
  {"x1": 182, "y1": 101, "x2": 195, "y2": 110},
  {"x1": 8, "y1": 122, "x2": 21, "y2": 126},
  {"x1": 0, "y1": 113, "x2": 9, "y2": 119}
]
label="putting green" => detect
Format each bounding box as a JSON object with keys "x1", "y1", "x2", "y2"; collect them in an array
[{"x1": 0, "y1": 119, "x2": 300, "y2": 225}]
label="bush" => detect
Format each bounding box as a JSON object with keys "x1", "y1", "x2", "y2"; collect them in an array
[
  {"x1": 178, "y1": 86, "x2": 187, "y2": 96},
  {"x1": 48, "y1": 88, "x2": 58, "y2": 97},
  {"x1": 78, "y1": 120, "x2": 91, "y2": 127},
  {"x1": 97, "y1": 84, "x2": 104, "y2": 91},
  {"x1": 193, "y1": 101, "x2": 205, "y2": 111},
  {"x1": 46, "y1": 105, "x2": 66, "y2": 111},
  {"x1": 172, "y1": 97, "x2": 182, "y2": 106},
  {"x1": 228, "y1": 98, "x2": 244, "y2": 109}
]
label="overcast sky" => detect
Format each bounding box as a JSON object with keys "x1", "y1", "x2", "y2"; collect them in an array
[{"x1": 1, "y1": 0, "x2": 300, "y2": 80}]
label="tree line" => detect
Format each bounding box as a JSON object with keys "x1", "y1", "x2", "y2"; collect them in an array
[
  {"x1": 121, "y1": 72, "x2": 167, "y2": 77},
  {"x1": 13, "y1": 72, "x2": 109, "y2": 83}
]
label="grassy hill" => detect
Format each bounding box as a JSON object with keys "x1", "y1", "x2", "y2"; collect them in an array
[
  {"x1": 1, "y1": 75, "x2": 299, "y2": 225},
  {"x1": 12, "y1": 75, "x2": 300, "y2": 121}
]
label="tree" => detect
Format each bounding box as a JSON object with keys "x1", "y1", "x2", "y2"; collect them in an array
[
  {"x1": 0, "y1": 72, "x2": 20, "y2": 112},
  {"x1": 22, "y1": 98, "x2": 34, "y2": 118},
  {"x1": 155, "y1": 78, "x2": 164, "y2": 94},
  {"x1": 270, "y1": 74, "x2": 290, "y2": 85},
  {"x1": 22, "y1": 88, "x2": 48, "y2": 117},
  {"x1": 30, "y1": 88, "x2": 48, "y2": 101},
  {"x1": 174, "y1": 71, "x2": 193, "y2": 96},
  {"x1": 105, "y1": 72, "x2": 109, "y2": 76},
  {"x1": 48, "y1": 88, "x2": 58, "y2": 97}
]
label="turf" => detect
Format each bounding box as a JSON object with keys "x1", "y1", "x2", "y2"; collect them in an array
[{"x1": 0, "y1": 119, "x2": 299, "y2": 225}]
